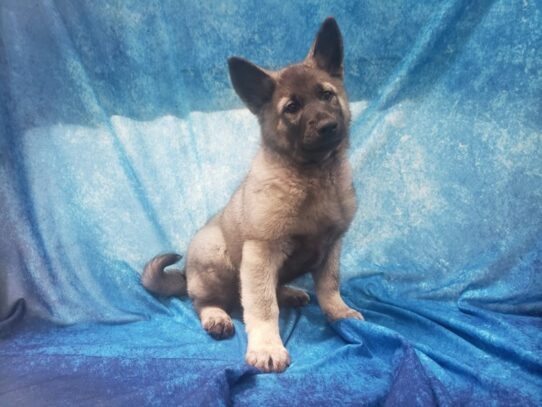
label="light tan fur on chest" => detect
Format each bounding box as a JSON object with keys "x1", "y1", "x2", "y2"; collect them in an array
[{"x1": 244, "y1": 151, "x2": 356, "y2": 241}]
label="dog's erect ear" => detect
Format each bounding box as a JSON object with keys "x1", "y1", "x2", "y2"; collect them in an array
[
  {"x1": 228, "y1": 57, "x2": 276, "y2": 115},
  {"x1": 306, "y1": 17, "x2": 344, "y2": 78}
]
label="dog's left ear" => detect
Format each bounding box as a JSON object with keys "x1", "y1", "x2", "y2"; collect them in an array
[
  {"x1": 306, "y1": 17, "x2": 344, "y2": 79},
  {"x1": 228, "y1": 57, "x2": 276, "y2": 115}
]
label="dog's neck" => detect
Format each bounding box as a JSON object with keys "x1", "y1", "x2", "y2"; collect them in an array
[{"x1": 260, "y1": 142, "x2": 348, "y2": 179}]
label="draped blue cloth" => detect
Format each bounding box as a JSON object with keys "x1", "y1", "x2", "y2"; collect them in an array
[{"x1": 1, "y1": 0, "x2": 541, "y2": 405}]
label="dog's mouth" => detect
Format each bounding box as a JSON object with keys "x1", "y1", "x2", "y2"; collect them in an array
[{"x1": 302, "y1": 134, "x2": 345, "y2": 153}]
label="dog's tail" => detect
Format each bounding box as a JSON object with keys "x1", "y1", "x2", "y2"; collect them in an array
[{"x1": 141, "y1": 253, "x2": 187, "y2": 297}]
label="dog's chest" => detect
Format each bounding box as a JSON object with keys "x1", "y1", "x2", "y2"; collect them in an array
[
  {"x1": 278, "y1": 170, "x2": 356, "y2": 278},
  {"x1": 278, "y1": 180, "x2": 355, "y2": 281},
  {"x1": 290, "y1": 173, "x2": 356, "y2": 236}
]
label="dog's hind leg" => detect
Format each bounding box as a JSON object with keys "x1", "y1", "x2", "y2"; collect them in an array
[
  {"x1": 188, "y1": 262, "x2": 237, "y2": 340},
  {"x1": 190, "y1": 269, "x2": 237, "y2": 339},
  {"x1": 186, "y1": 221, "x2": 238, "y2": 340}
]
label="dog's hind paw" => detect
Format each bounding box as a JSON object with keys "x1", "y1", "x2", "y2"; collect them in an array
[
  {"x1": 278, "y1": 286, "x2": 310, "y2": 308},
  {"x1": 200, "y1": 307, "x2": 235, "y2": 340}
]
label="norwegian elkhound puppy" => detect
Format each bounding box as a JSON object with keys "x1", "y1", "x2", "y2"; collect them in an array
[{"x1": 142, "y1": 17, "x2": 363, "y2": 373}]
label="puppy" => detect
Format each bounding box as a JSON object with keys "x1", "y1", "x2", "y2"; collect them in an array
[{"x1": 142, "y1": 17, "x2": 363, "y2": 373}]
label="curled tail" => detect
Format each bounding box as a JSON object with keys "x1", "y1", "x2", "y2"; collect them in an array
[{"x1": 141, "y1": 253, "x2": 187, "y2": 297}]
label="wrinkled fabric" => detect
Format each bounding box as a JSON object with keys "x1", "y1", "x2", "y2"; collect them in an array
[{"x1": 1, "y1": 0, "x2": 541, "y2": 406}]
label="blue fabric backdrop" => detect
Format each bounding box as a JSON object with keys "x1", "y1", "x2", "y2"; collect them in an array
[{"x1": 1, "y1": 0, "x2": 541, "y2": 405}]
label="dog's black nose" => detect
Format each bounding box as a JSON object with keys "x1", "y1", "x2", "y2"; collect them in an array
[{"x1": 317, "y1": 120, "x2": 338, "y2": 137}]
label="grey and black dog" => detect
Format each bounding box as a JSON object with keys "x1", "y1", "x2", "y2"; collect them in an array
[{"x1": 142, "y1": 17, "x2": 363, "y2": 373}]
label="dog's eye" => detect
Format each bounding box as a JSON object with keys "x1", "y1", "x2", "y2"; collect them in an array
[
  {"x1": 284, "y1": 100, "x2": 300, "y2": 114},
  {"x1": 321, "y1": 90, "x2": 334, "y2": 101}
]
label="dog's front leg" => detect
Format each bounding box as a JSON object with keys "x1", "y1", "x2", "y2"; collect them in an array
[
  {"x1": 312, "y1": 239, "x2": 364, "y2": 321},
  {"x1": 240, "y1": 240, "x2": 290, "y2": 373}
]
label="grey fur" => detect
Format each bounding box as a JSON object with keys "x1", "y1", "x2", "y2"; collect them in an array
[
  {"x1": 142, "y1": 253, "x2": 186, "y2": 297},
  {"x1": 142, "y1": 17, "x2": 363, "y2": 373}
]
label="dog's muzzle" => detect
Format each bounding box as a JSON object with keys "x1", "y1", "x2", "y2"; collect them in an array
[{"x1": 302, "y1": 119, "x2": 343, "y2": 152}]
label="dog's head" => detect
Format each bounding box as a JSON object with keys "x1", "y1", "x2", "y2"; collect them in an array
[{"x1": 228, "y1": 17, "x2": 351, "y2": 165}]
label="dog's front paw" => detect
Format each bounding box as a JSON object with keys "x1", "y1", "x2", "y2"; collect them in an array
[
  {"x1": 327, "y1": 306, "x2": 364, "y2": 321},
  {"x1": 245, "y1": 344, "x2": 291, "y2": 373}
]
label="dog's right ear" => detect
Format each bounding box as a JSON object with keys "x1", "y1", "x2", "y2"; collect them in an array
[
  {"x1": 228, "y1": 57, "x2": 275, "y2": 115},
  {"x1": 306, "y1": 17, "x2": 344, "y2": 79}
]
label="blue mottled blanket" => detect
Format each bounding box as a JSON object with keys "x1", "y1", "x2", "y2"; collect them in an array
[{"x1": 1, "y1": 1, "x2": 541, "y2": 405}]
